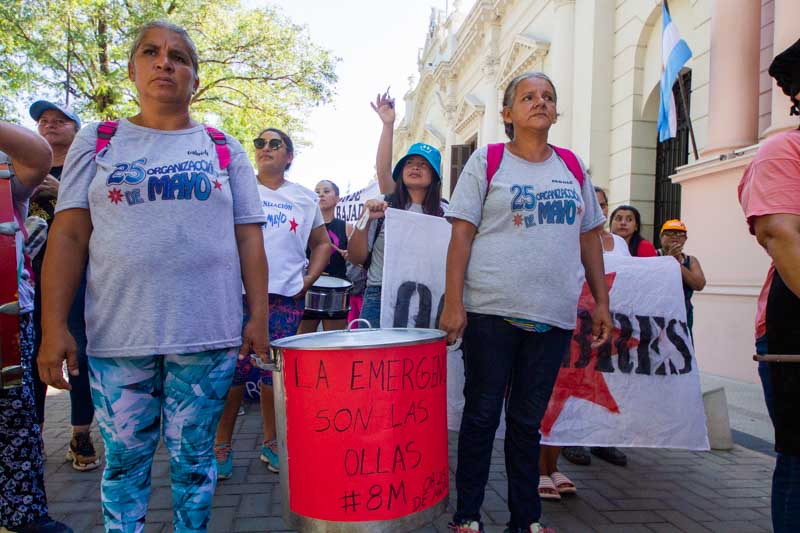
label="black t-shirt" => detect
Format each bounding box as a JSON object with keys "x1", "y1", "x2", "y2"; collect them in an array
[
  {"x1": 29, "y1": 165, "x2": 62, "y2": 224},
  {"x1": 309, "y1": 218, "x2": 348, "y2": 279}
]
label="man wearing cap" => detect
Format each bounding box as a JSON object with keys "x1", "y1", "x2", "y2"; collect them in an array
[
  {"x1": 28, "y1": 100, "x2": 99, "y2": 472},
  {"x1": 657, "y1": 219, "x2": 705, "y2": 335},
  {"x1": 739, "y1": 38, "x2": 800, "y2": 532}
]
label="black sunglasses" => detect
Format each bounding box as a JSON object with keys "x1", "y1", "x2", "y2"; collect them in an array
[{"x1": 253, "y1": 138, "x2": 283, "y2": 150}]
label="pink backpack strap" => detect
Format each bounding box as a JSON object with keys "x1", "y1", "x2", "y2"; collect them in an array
[
  {"x1": 486, "y1": 143, "x2": 505, "y2": 188},
  {"x1": 204, "y1": 126, "x2": 230, "y2": 170},
  {"x1": 95, "y1": 121, "x2": 119, "y2": 156},
  {"x1": 550, "y1": 144, "x2": 585, "y2": 187}
]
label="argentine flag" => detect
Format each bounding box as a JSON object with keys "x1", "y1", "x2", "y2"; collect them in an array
[{"x1": 658, "y1": 1, "x2": 692, "y2": 142}]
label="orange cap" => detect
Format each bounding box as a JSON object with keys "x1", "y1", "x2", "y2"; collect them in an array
[{"x1": 660, "y1": 219, "x2": 687, "y2": 234}]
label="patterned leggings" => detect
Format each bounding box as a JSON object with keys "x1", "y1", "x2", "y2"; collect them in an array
[
  {"x1": 89, "y1": 349, "x2": 236, "y2": 533},
  {"x1": 0, "y1": 314, "x2": 48, "y2": 528}
]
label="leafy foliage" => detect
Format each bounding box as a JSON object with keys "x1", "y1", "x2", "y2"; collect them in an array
[{"x1": 0, "y1": 0, "x2": 338, "y2": 150}]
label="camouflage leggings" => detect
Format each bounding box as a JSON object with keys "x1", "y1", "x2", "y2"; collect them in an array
[{"x1": 88, "y1": 349, "x2": 236, "y2": 533}]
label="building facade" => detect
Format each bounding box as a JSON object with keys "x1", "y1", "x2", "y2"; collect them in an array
[{"x1": 395, "y1": 0, "x2": 797, "y2": 383}]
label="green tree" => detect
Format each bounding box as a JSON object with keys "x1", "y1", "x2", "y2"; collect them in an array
[{"x1": 0, "y1": 0, "x2": 337, "y2": 147}]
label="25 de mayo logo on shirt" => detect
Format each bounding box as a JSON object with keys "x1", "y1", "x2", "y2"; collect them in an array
[
  {"x1": 509, "y1": 181, "x2": 583, "y2": 228},
  {"x1": 105, "y1": 157, "x2": 224, "y2": 206}
]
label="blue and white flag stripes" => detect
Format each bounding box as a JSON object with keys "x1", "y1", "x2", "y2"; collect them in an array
[{"x1": 658, "y1": 1, "x2": 692, "y2": 142}]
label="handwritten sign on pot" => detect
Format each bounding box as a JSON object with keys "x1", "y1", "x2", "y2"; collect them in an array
[{"x1": 282, "y1": 340, "x2": 449, "y2": 521}]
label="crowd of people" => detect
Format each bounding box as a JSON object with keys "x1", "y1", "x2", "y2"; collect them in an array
[{"x1": 0, "y1": 18, "x2": 796, "y2": 533}]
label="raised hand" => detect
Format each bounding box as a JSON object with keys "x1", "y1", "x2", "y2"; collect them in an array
[{"x1": 370, "y1": 88, "x2": 396, "y2": 125}]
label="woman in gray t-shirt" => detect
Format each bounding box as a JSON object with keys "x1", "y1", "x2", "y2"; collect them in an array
[
  {"x1": 441, "y1": 72, "x2": 612, "y2": 533},
  {"x1": 37, "y1": 22, "x2": 268, "y2": 531}
]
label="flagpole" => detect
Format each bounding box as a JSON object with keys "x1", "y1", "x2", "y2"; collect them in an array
[{"x1": 676, "y1": 74, "x2": 699, "y2": 160}]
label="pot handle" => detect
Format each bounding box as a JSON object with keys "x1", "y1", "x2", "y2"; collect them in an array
[
  {"x1": 251, "y1": 347, "x2": 281, "y2": 372},
  {"x1": 347, "y1": 318, "x2": 373, "y2": 330}
]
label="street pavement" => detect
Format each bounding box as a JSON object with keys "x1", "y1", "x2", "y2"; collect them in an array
[{"x1": 41, "y1": 375, "x2": 775, "y2": 533}]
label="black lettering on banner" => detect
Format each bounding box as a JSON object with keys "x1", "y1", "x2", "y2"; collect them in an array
[
  {"x1": 649, "y1": 316, "x2": 668, "y2": 374},
  {"x1": 334, "y1": 409, "x2": 353, "y2": 432},
  {"x1": 435, "y1": 295, "x2": 445, "y2": 329},
  {"x1": 635, "y1": 315, "x2": 653, "y2": 375},
  {"x1": 573, "y1": 309, "x2": 593, "y2": 368},
  {"x1": 595, "y1": 326, "x2": 614, "y2": 373},
  {"x1": 614, "y1": 312, "x2": 635, "y2": 373},
  {"x1": 367, "y1": 484, "x2": 382, "y2": 511},
  {"x1": 667, "y1": 319, "x2": 693, "y2": 374},
  {"x1": 394, "y1": 281, "x2": 433, "y2": 327}
]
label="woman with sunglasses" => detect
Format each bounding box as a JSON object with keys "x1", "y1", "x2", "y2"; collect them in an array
[
  {"x1": 38, "y1": 21, "x2": 268, "y2": 531},
  {"x1": 348, "y1": 90, "x2": 445, "y2": 327},
  {"x1": 214, "y1": 128, "x2": 331, "y2": 479}
]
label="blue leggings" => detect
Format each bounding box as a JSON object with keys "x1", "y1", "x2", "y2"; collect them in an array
[{"x1": 89, "y1": 350, "x2": 236, "y2": 532}]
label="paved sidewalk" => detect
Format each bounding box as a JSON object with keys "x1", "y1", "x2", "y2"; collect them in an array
[{"x1": 42, "y1": 388, "x2": 775, "y2": 532}]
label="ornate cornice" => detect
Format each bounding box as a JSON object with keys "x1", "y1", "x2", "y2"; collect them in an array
[
  {"x1": 496, "y1": 34, "x2": 550, "y2": 90},
  {"x1": 454, "y1": 95, "x2": 485, "y2": 135}
]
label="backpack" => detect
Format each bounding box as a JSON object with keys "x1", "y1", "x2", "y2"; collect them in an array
[
  {"x1": 485, "y1": 143, "x2": 585, "y2": 187},
  {"x1": 95, "y1": 121, "x2": 231, "y2": 169}
]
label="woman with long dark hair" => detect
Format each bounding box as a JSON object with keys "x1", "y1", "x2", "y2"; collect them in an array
[
  {"x1": 348, "y1": 90, "x2": 444, "y2": 327},
  {"x1": 440, "y1": 71, "x2": 611, "y2": 533},
  {"x1": 609, "y1": 204, "x2": 657, "y2": 257}
]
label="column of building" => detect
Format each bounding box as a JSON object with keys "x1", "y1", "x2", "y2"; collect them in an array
[{"x1": 702, "y1": 0, "x2": 761, "y2": 156}]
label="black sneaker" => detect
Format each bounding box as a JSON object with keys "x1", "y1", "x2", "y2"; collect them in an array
[
  {"x1": 66, "y1": 431, "x2": 101, "y2": 471},
  {"x1": 15, "y1": 516, "x2": 74, "y2": 533}
]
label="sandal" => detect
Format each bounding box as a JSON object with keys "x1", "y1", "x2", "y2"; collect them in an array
[
  {"x1": 538, "y1": 475, "x2": 561, "y2": 500},
  {"x1": 550, "y1": 471, "x2": 577, "y2": 495}
]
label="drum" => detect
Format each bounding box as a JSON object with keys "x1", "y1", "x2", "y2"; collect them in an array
[
  {"x1": 304, "y1": 276, "x2": 352, "y2": 320},
  {"x1": 0, "y1": 164, "x2": 23, "y2": 390},
  {"x1": 269, "y1": 325, "x2": 448, "y2": 532}
]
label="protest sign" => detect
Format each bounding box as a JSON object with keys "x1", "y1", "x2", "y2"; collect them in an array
[
  {"x1": 381, "y1": 209, "x2": 708, "y2": 450},
  {"x1": 335, "y1": 180, "x2": 381, "y2": 224}
]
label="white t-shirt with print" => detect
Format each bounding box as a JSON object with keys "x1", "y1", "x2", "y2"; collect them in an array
[{"x1": 259, "y1": 181, "x2": 324, "y2": 297}]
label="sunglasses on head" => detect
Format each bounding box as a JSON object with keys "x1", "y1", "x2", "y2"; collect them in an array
[{"x1": 253, "y1": 138, "x2": 283, "y2": 150}]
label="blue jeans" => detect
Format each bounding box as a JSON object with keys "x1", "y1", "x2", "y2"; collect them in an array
[
  {"x1": 758, "y1": 336, "x2": 800, "y2": 532},
  {"x1": 453, "y1": 313, "x2": 572, "y2": 529},
  {"x1": 359, "y1": 286, "x2": 382, "y2": 328}
]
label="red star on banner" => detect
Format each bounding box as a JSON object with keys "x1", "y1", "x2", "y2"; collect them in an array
[
  {"x1": 289, "y1": 218, "x2": 299, "y2": 232},
  {"x1": 541, "y1": 272, "x2": 638, "y2": 435},
  {"x1": 513, "y1": 213, "x2": 523, "y2": 226},
  {"x1": 108, "y1": 189, "x2": 123, "y2": 204},
  {"x1": 577, "y1": 205, "x2": 584, "y2": 216},
  {"x1": 213, "y1": 179, "x2": 223, "y2": 190}
]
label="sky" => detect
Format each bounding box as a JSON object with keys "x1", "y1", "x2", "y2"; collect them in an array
[{"x1": 251, "y1": 0, "x2": 476, "y2": 194}]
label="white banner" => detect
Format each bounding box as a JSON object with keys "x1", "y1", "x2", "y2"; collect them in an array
[
  {"x1": 335, "y1": 181, "x2": 381, "y2": 224},
  {"x1": 381, "y1": 208, "x2": 709, "y2": 450}
]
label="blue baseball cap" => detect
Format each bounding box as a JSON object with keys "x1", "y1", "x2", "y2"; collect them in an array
[
  {"x1": 392, "y1": 142, "x2": 441, "y2": 182},
  {"x1": 29, "y1": 100, "x2": 81, "y2": 130}
]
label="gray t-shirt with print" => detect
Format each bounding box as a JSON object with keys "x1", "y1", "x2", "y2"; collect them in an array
[
  {"x1": 56, "y1": 120, "x2": 266, "y2": 357},
  {"x1": 446, "y1": 145, "x2": 605, "y2": 330}
]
